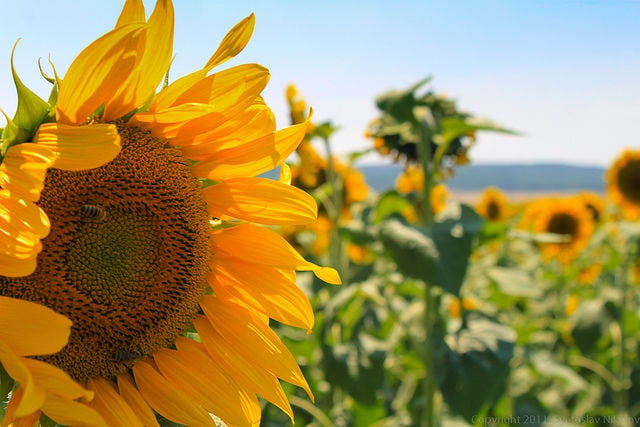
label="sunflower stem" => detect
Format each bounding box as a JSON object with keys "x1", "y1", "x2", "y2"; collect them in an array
[
  {"x1": 321, "y1": 135, "x2": 347, "y2": 281},
  {"x1": 614, "y1": 242, "x2": 634, "y2": 425},
  {"x1": 418, "y1": 115, "x2": 438, "y2": 427}
]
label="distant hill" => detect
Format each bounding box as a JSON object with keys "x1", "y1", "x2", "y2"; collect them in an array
[{"x1": 358, "y1": 163, "x2": 606, "y2": 192}]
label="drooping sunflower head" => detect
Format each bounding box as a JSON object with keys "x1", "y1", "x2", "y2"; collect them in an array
[
  {"x1": 476, "y1": 186, "x2": 509, "y2": 221},
  {"x1": 532, "y1": 197, "x2": 595, "y2": 264},
  {"x1": 0, "y1": 2, "x2": 340, "y2": 426},
  {"x1": 606, "y1": 149, "x2": 640, "y2": 220}
]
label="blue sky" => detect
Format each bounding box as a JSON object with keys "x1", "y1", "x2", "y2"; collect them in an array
[{"x1": 1, "y1": 1, "x2": 638, "y2": 167}]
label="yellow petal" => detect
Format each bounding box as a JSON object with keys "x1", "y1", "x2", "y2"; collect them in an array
[
  {"x1": 21, "y1": 358, "x2": 92, "y2": 401},
  {"x1": 176, "y1": 102, "x2": 275, "y2": 155},
  {"x1": 116, "y1": 374, "x2": 160, "y2": 427},
  {"x1": 209, "y1": 259, "x2": 314, "y2": 330},
  {"x1": 205, "y1": 13, "x2": 255, "y2": 69},
  {"x1": 56, "y1": 24, "x2": 146, "y2": 125},
  {"x1": 115, "y1": 0, "x2": 146, "y2": 28},
  {"x1": 33, "y1": 123, "x2": 121, "y2": 171},
  {"x1": 172, "y1": 63, "x2": 269, "y2": 111},
  {"x1": 211, "y1": 224, "x2": 341, "y2": 284},
  {"x1": 0, "y1": 253, "x2": 37, "y2": 278},
  {"x1": 6, "y1": 404, "x2": 40, "y2": 427},
  {"x1": 202, "y1": 178, "x2": 317, "y2": 225},
  {"x1": 133, "y1": 360, "x2": 215, "y2": 427},
  {"x1": 0, "y1": 216, "x2": 42, "y2": 260},
  {"x1": 174, "y1": 337, "x2": 262, "y2": 426},
  {"x1": 279, "y1": 162, "x2": 292, "y2": 185},
  {"x1": 194, "y1": 315, "x2": 294, "y2": 421},
  {"x1": 131, "y1": 103, "x2": 217, "y2": 138},
  {"x1": 0, "y1": 296, "x2": 71, "y2": 356},
  {"x1": 85, "y1": 378, "x2": 143, "y2": 427},
  {"x1": 0, "y1": 344, "x2": 44, "y2": 419},
  {"x1": 0, "y1": 190, "x2": 50, "y2": 238},
  {"x1": 104, "y1": 0, "x2": 174, "y2": 121},
  {"x1": 41, "y1": 395, "x2": 106, "y2": 427},
  {"x1": 154, "y1": 346, "x2": 260, "y2": 427},
  {"x1": 200, "y1": 296, "x2": 312, "y2": 401},
  {"x1": 193, "y1": 120, "x2": 309, "y2": 180},
  {"x1": 0, "y1": 143, "x2": 55, "y2": 202}
]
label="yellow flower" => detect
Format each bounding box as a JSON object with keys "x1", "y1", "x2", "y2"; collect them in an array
[
  {"x1": 431, "y1": 183, "x2": 449, "y2": 215},
  {"x1": 578, "y1": 192, "x2": 606, "y2": 223},
  {"x1": 448, "y1": 297, "x2": 477, "y2": 318},
  {"x1": 0, "y1": 2, "x2": 340, "y2": 426},
  {"x1": 396, "y1": 164, "x2": 423, "y2": 194},
  {"x1": 531, "y1": 197, "x2": 595, "y2": 264},
  {"x1": 565, "y1": 294, "x2": 579, "y2": 316},
  {"x1": 476, "y1": 186, "x2": 509, "y2": 221},
  {"x1": 606, "y1": 149, "x2": 640, "y2": 220},
  {"x1": 578, "y1": 263, "x2": 602, "y2": 285}
]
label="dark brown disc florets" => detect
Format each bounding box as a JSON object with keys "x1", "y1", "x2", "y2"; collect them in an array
[{"x1": 0, "y1": 124, "x2": 212, "y2": 380}]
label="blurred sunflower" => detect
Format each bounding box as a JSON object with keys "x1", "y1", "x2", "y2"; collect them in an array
[
  {"x1": 475, "y1": 186, "x2": 509, "y2": 221},
  {"x1": 606, "y1": 149, "x2": 640, "y2": 220},
  {"x1": 532, "y1": 198, "x2": 595, "y2": 264},
  {"x1": 578, "y1": 192, "x2": 606, "y2": 223},
  {"x1": 0, "y1": 2, "x2": 340, "y2": 426}
]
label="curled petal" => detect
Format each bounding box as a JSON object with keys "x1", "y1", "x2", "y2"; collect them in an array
[
  {"x1": 33, "y1": 123, "x2": 121, "y2": 171},
  {"x1": 0, "y1": 143, "x2": 55, "y2": 201}
]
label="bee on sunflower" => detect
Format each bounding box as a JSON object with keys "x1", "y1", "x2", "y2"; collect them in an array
[{"x1": 0, "y1": 2, "x2": 340, "y2": 426}]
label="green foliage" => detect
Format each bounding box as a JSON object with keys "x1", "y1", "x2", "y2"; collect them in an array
[
  {"x1": 379, "y1": 204, "x2": 483, "y2": 296},
  {"x1": 441, "y1": 316, "x2": 516, "y2": 421}
]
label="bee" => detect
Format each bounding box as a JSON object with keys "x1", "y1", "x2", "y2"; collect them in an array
[
  {"x1": 80, "y1": 205, "x2": 106, "y2": 221},
  {"x1": 112, "y1": 350, "x2": 143, "y2": 364}
]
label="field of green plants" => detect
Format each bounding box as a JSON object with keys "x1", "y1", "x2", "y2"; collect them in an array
[{"x1": 264, "y1": 80, "x2": 640, "y2": 427}]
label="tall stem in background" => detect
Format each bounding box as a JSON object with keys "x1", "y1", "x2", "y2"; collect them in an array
[
  {"x1": 322, "y1": 135, "x2": 347, "y2": 281},
  {"x1": 419, "y1": 116, "x2": 437, "y2": 427}
]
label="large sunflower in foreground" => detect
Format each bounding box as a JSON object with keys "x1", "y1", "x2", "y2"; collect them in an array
[
  {"x1": 607, "y1": 149, "x2": 640, "y2": 220},
  {"x1": 0, "y1": 1, "x2": 340, "y2": 426}
]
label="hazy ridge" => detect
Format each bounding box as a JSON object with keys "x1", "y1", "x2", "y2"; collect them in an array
[{"x1": 359, "y1": 163, "x2": 606, "y2": 193}]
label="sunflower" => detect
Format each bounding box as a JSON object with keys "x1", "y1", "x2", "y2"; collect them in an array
[
  {"x1": 531, "y1": 197, "x2": 595, "y2": 264},
  {"x1": 0, "y1": 2, "x2": 340, "y2": 426},
  {"x1": 475, "y1": 186, "x2": 509, "y2": 221},
  {"x1": 606, "y1": 149, "x2": 640, "y2": 220},
  {"x1": 578, "y1": 192, "x2": 606, "y2": 223}
]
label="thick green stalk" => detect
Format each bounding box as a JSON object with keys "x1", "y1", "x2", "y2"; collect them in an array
[
  {"x1": 614, "y1": 245, "x2": 635, "y2": 425},
  {"x1": 418, "y1": 117, "x2": 437, "y2": 427}
]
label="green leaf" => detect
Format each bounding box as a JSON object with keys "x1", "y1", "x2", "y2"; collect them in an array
[
  {"x1": 379, "y1": 204, "x2": 483, "y2": 296},
  {"x1": 313, "y1": 121, "x2": 339, "y2": 140},
  {"x1": 568, "y1": 299, "x2": 611, "y2": 355},
  {"x1": 440, "y1": 316, "x2": 516, "y2": 422},
  {"x1": 487, "y1": 267, "x2": 541, "y2": 298},
  {"x1": 0, "y1": 364, "x2": 14, "y2": 404},
  {"x1": 373, "y1": 190, "x2": 413, "y2": 224},
  {"x1": 440, "y1": 116, "x2": 519, "y2": 146},
  {"x1": 375, "y1": 77, "x2": 431, "y2": 124},
  {"x1": 10, "y1": 41, "x2": 50, "y2": 140}
]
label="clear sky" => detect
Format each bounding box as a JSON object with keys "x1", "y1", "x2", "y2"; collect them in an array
[{"x1": 1, "y1": 1, "x2": 638, "y2": 167}]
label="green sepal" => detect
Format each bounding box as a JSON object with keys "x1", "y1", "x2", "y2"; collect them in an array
[
  {"x1": 0, "y1": 112, "x2": 25, "y2": 161},
  {"x1": 11, "y1": 40, "x2": 50, "y2": 140}
]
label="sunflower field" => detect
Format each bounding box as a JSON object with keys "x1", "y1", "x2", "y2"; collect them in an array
[
  {"x1": 260, "y1": 81, "x2": 640, "y2": 427},
  {"x1": 0, "y1": 1, "x2": 638, "y2": 427}
]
